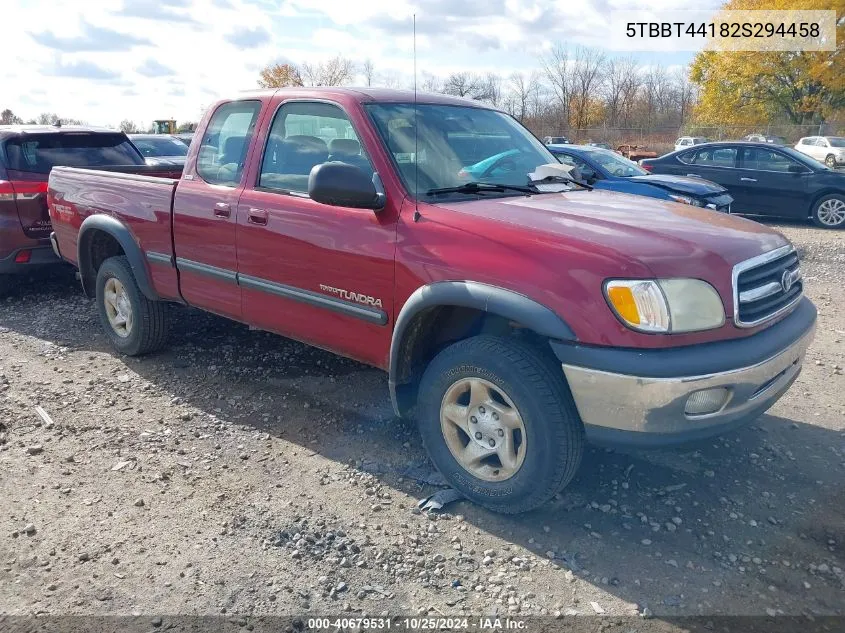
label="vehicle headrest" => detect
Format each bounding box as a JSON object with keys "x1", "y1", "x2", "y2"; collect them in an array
[
  {"x1": 285, "y1": 135, "x2": 328, "y2": 152},
  {"x1": 329, "y1": 138, "x2": 360, "y2": 155}
]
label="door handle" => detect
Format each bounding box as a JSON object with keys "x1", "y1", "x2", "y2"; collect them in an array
[
  {"x1": 247, "y1": 207, "x2": 268, "y2": 226},
  {"x1": 740, "y1": 177, "x2": 757, "y2": 182},
  {"x1": 214, "y1": 202, "x2": 231, "y2": 218}
]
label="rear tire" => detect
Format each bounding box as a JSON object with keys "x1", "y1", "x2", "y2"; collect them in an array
[
  {"x1": 811, "y1": 194, "x2": 845, "y2": 229},
  {"x1": 95, "y1": 255, "x2": 169, "y2": 355},
  {"x1": 416, "y1": 335, "x2": 584, "y2": 514}
]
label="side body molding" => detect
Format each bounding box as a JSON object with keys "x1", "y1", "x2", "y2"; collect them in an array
[
  {"x1": 77, "y1": 214, "x2": 160, "y2": 301},
  {"x1": 388, "y1": 281, "x2": 576, "y2": 416}
]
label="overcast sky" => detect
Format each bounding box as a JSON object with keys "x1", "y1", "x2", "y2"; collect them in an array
[{"x1": 1, "y1": 0, "x2": 724, "y2": 127}]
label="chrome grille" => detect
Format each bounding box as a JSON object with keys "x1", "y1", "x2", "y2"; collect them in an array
[{"x1": 733, "y1": 246, "x2": 802, "y2": 328}]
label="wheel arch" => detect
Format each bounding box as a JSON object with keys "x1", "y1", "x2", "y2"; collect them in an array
[
  {"x1": 388, "y1": 281, "x2": 576, "y2": 417},
  {"x1": 77, "y1": 215, "x2": 159, "y2": 301}
]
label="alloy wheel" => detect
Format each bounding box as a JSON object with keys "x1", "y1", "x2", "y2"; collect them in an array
[
  {"x1": 439, "y1": 377, "x2": 527, "y2": 482},
  {"x1": 103, "y1": 277, "x2": 133, "y2": 338}
]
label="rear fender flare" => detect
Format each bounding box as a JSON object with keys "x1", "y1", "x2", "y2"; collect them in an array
[
  {"x1": 77, "y1": 215, "x2": 159, "y2": 301},
  {"x1": 388, "y1": 281, "x2": 576, "y2": 415}
]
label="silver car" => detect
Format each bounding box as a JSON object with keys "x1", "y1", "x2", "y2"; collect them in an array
[{"x1": 794, "y1": 136, "x2": 845, "y2": 169}]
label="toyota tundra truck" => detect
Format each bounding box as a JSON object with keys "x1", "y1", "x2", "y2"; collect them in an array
[{"x1": 47, "y1": 88, "x2": 817, "y2": 513}]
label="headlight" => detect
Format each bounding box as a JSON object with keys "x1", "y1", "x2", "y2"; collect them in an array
[
  {"x1": 605, "y1": 279, "x2": 725, "y2": 333},
  {"x1": 668, "y1": 194, "x2": 703, "y2": 207}
]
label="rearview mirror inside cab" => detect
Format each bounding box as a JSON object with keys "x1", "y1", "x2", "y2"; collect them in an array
[{"x1": 308, "y1": 162, "x2": 385, "y2": 211}]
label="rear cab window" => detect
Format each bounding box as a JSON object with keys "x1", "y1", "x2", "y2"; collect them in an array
[
  {"x1": 195, "y1": 100, "x2": 262, "y2": 186},
  {"x1": 1, "y1": 132, "x2": 144, "y2": 176}
]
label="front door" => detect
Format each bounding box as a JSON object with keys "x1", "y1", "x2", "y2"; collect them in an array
[
  {"x1": 172, "y1": 99, "x2": 264, "y2": 319},
  {"x1": 235, "y1": 99, "x2": 398, "y2": 367},
  {"x1": 736, "y1": 147, "x2": 809, "y2": 218}
]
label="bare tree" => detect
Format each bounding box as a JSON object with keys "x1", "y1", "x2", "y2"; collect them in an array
[
  {"x1": 570, "y1": 47, "x2": 606, "y2": 130},
  {"x1": 539, "y1": 44, "x2": 573, "y2": 131},
  {"x1": 382, "y1": 70, "x2": 405, "y2": 89},
  {"x1": 508, "y1": 71, "x2": 540, "y2": 122},
  {"x1": 1, "y1": 108, "x2": 23, "y2": 125},
  {"x1": 603, "y1": 57, "x2": 638, "y2": 127},
  {"x1": 420, "y1": 72, "x2": 442, "y2": 93},
  {"x1": 442, "y1": 72, "x2": 491, "y2": 100},
  {"x1": 300, "y1": 55, "x2": 355, "y2": 86},
  {"x1": 361, "y1": 59, "x2": 376, "y2": 86},
  {"x1": 483, "y1": 72, "x2": 502, "y2": 107},
  {"x1": 119, "y1": 119, "x2": 139, "y2": 134}
]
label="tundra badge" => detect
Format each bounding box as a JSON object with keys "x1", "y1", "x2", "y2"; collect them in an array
[{"x1": 319, "y1": 284, "x2": 383, "y2": 308}]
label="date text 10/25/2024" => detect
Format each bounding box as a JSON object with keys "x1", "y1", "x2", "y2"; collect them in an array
[{"x1": 307, "y1": 617, "x2": 528, "y2": 630}]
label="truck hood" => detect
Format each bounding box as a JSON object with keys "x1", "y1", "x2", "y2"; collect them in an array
[
  {"x1": 626, "y1": 174, "x2": 725, "y2": 195},
  {"x1": 431, "y1": 189, "x2": 789, "y2": 278}
]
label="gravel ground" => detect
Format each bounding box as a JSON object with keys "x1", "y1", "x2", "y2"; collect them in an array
[{"x1": 1, "y1": 222, "x2": 843, "y2": 620}]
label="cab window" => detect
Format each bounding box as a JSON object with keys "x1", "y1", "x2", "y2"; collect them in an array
[{"x1": 742, "y1": 148, "x2": 804, "y2": 172}]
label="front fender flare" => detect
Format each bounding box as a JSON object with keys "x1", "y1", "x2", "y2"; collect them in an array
[
  {"x1": 388, "y1": 281, "x2": 576, "y2": 416},
  {"x1": 77, "y1": 214, "x2": 159, "y2": 301}
]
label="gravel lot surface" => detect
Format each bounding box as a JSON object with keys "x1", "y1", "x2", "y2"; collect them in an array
[{"x1": 1, "y1": 222, "x2": 843, "y2": 621}]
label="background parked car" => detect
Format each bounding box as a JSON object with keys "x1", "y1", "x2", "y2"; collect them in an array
[
  {"x1": 129, "y1": 133, "x2": 188, "y2": 167},
  {"x1": 640, "y1": 141, "x2": 845, "y2": 228},
  {"x1": 586, "y1": 142, "x2": 612, "y2": 150},
  {"x1": 743, "y1": 134, "x2": 786, "y2": 145},
  {"x1": 543, "y1": 135, "x2": 570, "y2": 145},
  {"x1": 175, "y1": 132, "x2": 194, "y2": 146},
  {"x1": 794, "y1": 136, "x2": 845, "y2": 169},
  {"x1": 674, "y1": 136, "x2": 710, "y2": 152},
  {"x1": 0, "y1": 125, "x2": 146, "y2": 293},
  {"x1": 548, "y1": 144, "x2": 733, "y2": 211}
]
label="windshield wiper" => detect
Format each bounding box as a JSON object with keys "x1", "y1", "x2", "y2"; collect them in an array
[
  {"x1": 425, "y1": 182, "x2": 536, "y2": 196},
  {"x1": 528, "y1": 174, "x2": 593, "y2": 191}
]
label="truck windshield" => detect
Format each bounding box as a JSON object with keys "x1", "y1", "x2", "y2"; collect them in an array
[
  {"x1": 2, "y1": 133, "x2": 144, "y2": 174},
  {"x1": 366, "y1": 103, "x2": 558, "y2": 198}
]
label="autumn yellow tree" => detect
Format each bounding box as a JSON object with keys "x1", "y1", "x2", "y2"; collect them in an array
[
  {"x1": 690, "y1": 0, "x2": 843, "y2": 124},
  {"x1": 258, "y1": 63, "x2": 304, "y2": 88}
]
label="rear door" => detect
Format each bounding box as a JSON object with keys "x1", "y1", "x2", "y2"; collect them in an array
[
  {"x1": 172, "y1": 100, "x2": 264, "y2": 319},
  {"x1": 1, "y1": 132, "x2": 143, "y2": 240},
  {"x1": 736, "y1": 147, "x2": 810, "y2": 218}
]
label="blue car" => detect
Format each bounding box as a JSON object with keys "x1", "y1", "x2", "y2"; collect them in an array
[{"x1": 547, "y1": 144, "x2": 733, "y2": 212}]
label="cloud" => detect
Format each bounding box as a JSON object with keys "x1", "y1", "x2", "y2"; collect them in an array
[
  {"x1": 29, "y1": 20, "x2": 151, "y2": 52},
  {"x1": 137, "y1": 58, "x2": 176, "y2": 77},
  {"x1": 45, "y1": 60, "x2": 121, "y2": 81},
  {"x1": 119, "y1": 0, "x2": 200, "y2": 24},
  {"x1": 225, "y1": 26, "x2": 272, "y2": 48}
]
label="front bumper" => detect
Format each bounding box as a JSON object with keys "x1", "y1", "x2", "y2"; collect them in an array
[{"x1": 552, "y1": 298, "x2": 817, "y2": 446}]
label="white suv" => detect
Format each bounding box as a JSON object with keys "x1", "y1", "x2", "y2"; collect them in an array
[
  {"x1": 674, "y1": 136, "x2": 709, "y2": 152},
  {"x1": 794, "y1": 136, "x2": 845, "y2": 168}
]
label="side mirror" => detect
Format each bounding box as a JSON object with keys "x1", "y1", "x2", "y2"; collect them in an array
[{"x1": 308, "y1": 162, "x2": 385, "y2": 210}]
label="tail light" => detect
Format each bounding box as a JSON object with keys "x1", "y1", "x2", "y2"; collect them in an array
[
  {"x1": 640, "y1": 163, "x2": 653, "y2": 172},
  {"x1": 15, "y1": 250, "x2": 32, "y2": 263},
  {"x1": 0, "y1": 180, "x2": 49, "y2": 200}
]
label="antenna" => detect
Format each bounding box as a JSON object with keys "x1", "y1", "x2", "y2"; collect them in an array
[{"x1": 413, "y1": 13, "x2": 421, "y2": 222}]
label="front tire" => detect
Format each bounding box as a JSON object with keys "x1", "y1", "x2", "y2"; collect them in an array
[
  {"x1": 811, "y1": 194, "x2": 845, "y2": 229},
  {"x1": 95, "y1": 255, "x2": 169, "y2": 355},
  {"x1": 417, "y1": 335, "x2": 584, "y2": 514}
]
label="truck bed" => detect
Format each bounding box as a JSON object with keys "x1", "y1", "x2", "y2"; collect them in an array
[{"x1": 48, "y1": 165, "x2": 181, "y2": 301}]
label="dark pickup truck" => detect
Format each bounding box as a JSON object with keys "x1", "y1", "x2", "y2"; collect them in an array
[{"x1": 48, "y1": 88, "x2": 817, "y2": 513}]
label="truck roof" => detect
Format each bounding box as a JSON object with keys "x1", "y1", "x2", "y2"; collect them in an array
[
  {"x1": 232, "y1": 86, "x2": 493, "y2": 108},
  {"x1": 0, "y1": 125, "x2": 122, "y2": 139}
]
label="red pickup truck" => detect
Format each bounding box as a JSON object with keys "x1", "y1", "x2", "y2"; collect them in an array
[{"x1": 48, "y1": 88, "x2": 817, "y2": 513}]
